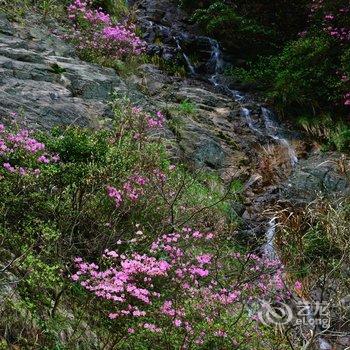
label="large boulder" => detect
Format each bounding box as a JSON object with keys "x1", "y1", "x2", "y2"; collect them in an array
[
  {"x1": 281, "y1": 152, "x2": 350, "y2": 205},
  {"x1": 0, "y1": 14, "x2": 129, "y2": 129}
]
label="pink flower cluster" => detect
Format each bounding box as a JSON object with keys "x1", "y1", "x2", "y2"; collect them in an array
[
  {"x1": 107, "y1": 174, "x2": 149, "y2": 207},
  {"x1": 72, "y1": 226, "x2": 290, "y2": 340},
  {"x1": 130, "y1": 107, "x2": 166, "y2": 139},
  {"x1": 107, "y1": 186, "x2": 123, "y2": 207},
  {"x1": 0, "y1": 124, "x2": 59, "y2": 176},
  {"x1": 102, "y1": 26, "x2": 146, "y2": 57},
  {"x1": 146, "y1": 111, "x2": 165, "y2": 128},
  {"x1": 68, "y1": 0, "x2": 110, "y2": 25},
  {"x1": 72, "y1": 253, "x2": 170, "y2": 319},
  {"x1": 67, "y1": 0, "x2": 146, "y2": 59},
  {"x1": 309, "y1": 0, "x2": 350, "y2": 42},
  {"x1": 344, "y1": 92, "x2": 350, "y2": 106}
]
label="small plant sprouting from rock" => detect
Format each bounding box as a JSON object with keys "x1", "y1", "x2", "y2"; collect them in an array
[
  {"x1": 178, "y1": 99, "x2": 197, "y2": 115},
  {"x1": 49, "y1": 63, "x2": 66, "y2": 75}
]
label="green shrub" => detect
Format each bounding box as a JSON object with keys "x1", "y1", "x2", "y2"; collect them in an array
[
  {"x1": 329, "y1": 123, "x2": 350, "y2": 151},
  {"x1": 191, "y1": 2, "x2": 277, "y2": 56},
  {"x1": 92, "y1": 0, "x2": 128, "y2": 19},
  {"x1": 178, "y1": 99, "x2": 197, "y2": 115},
  {"x1": 0, "y1": 0, "x2": 70, "y2": 19},
  {"x1": 229, "y1": 36, "x2": 343, "y2": 116},
  {"x1": 0, "y1": 100, "x2": 243, "y2": 348}
]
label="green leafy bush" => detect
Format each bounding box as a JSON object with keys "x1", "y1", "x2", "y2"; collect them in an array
[
  {"x1": 269, "y1": 37, "x2": 339, "y2": 112},
  {"x1": 0, "y1": 98, "x2": 295, "y2": 349},
  {"x1": 231, "y1": 36, "x2": 344, "y2": 114},
  {"x1": 191, "y1": 2, "x2": 277, "y2": 56}
]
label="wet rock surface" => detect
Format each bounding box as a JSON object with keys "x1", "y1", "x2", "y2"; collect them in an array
[
  {"x1": 129, "y1": 0, "x2": 350, "y2": 270},
  {"x1": 131, "y1": 64, "x2": 261, "y2": 181}
]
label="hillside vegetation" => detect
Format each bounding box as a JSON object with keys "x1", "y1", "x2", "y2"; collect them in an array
[
  {"x1": 0, "y1": 0, "x2": 349, "y2": 349},
  {"x1": 180, "y1": 0, "x2": 350, "y2": 150}
]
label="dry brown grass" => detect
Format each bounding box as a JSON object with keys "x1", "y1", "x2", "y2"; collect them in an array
[{"x1": 257, "y1": 144, "x2": 293, "y2": 185}]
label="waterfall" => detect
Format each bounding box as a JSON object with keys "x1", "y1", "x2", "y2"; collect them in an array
[
  {"x1": 207, "y1": 37, "x2": 224, "y2": 74},
  {"x1": 207, "y1": 37, "x2": 222, "y2": 86},
  {"x1": 148, "y1": 26, "x2": 299, "y2": 272},
  {"x1": 263, "y1": 218, "x2": 278, "y2": 260},
  {"x1": 241, "y1": 108, "x2": 261, "y2": 133},
  {"x1": 205, "y1": 38, "x2": 245, "y2": 101},
  {"x1": 261, "y1": 107, "x2": 298, "y2": 167},
  {"x1": 174, "y1": 37, "x2": 196, "y2": 75},
  {"x1": 204, "y1": 39, "x2": 298, "y2": 169},
  {"x1": 199, "y1": 39, "x2": 298, "y2": 262},
  {"x1": 161, "y1": 25, "x2": 331, "y2": 350}
]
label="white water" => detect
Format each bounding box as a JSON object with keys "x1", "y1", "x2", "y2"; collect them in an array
[
  {"x1": 172, "y1": 34, "x2": 298, "y2": 257},
  {"x1": 126, "y1": 5, "x2": 331, "y2": 346},
  {"x1": 263, "y1": 218, "x2": 278, "y2": 260},
  {"x1": 144, "y1": 21, "x2": 197, "y2": 76},
  {"x1": 261, "y1": 107, "x2": 298, "y2": 167},
  {"x1": 319, "y1": 338, "x2": 332, "y2": 350},
  {"x1": 207, "y1": 37, "x2": 224, "y2": 74},
  {"x1": 241, "y1": 108, "x2": 261, "y2": 133},
  {"x1": 174, "y1": 37, "x2": 196, "y2": 75},
  {"x1": 206, "y1": 38, "x2": 245, "y2": 101},
  {"x1": 140, "y1": 13, "x2": 298, "y2": 170},
  {"x1": 204, "y1": 39, "x2": 298, "y2": 170}
]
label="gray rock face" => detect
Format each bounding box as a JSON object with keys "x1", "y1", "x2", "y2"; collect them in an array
[
  {"x1": 133, "y1": 64, "x2": 259, "y2": 180},
  {"x1": 281, "y1": 153, "x2": 350, "y2": 204},
  {"x1": 242, "y1": 152, "x2": 350, "y2": 234},
  {"x1": 133, "y1": 0, "x2": 204, "y2": 66},
  {"x1": 0, "y1": 14, "x2": 128, "y2": 129}
]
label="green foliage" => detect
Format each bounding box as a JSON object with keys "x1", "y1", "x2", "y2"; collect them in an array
[
  {"x1": 180, "y1": 0, "x2": 308, "y2": 56},
  {"x1": 0, "y1": 0, "x2": 70, "y2": 19},
  {"x1": 177, "y1": 99, "x2": 197, "y2": 115},
  {"x1": 150, "y1": 55, "x2": 187, "y2": 77},
  {"x1": 271, "y1": 37, "x2": 339, "y2": 110},
  {"x1": 92, "y1": 0, "x2": 128, "y2": 19},
  {"x1": 226, "y1": 55, "x2": 278, "y2": 90},
  {"x1": 49, "y1": 63, "x2": 67, "y2": 75},
  {"x1": 191, "y1": 2, "x2": 278, "y2": 56},
  {"x1": 0, "y1": 100, "x2": 240, "y2": 348},
  {"x1": 329, "y1": 123, "x2": 350, "y2": 151},
  {"x1": 182, "y1": 0, "x2": 350, "y2": 135},
  {"x1": 0, "y1": 0, "x2": 126, "y2": 20},
  {"x1": 229, "y1": 37, "x2": 344, "y2": 115}
]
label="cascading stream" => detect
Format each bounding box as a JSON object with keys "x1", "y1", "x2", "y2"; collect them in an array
[
  {"x1": 206, "y1": 40, "x2": 298, "y2": 167},
  {"x1": 174, "y1": 37, "x2": 196, "y2": 76},
  {"x1": 134, "y1": 11, "x2": 334, "y2": 349},
  {"x1": 241, "y1": 108, "x2": 261, "y2": 134},
  {"x1": 200, "y1": 40, "x2": 333, "y2": 348},
  {"x1": 176, "y1": 35, "x2": 298, "y2": 257},
  {"x1": 206, "y1": 37, "x2": 244, "y2": 100},
  {"x1": 136, "y1": 11, "x2": 335, "y2": 348},
  {"x1": 261, "y1": 107, "x2": 298, "y2": 167},
  {"x1": 263, "y1": 218, "x2": 278, "y2": 260}
]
